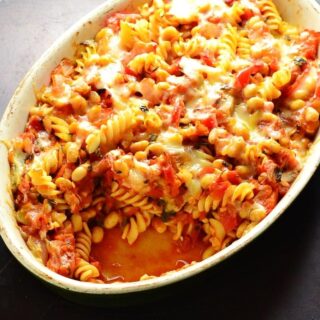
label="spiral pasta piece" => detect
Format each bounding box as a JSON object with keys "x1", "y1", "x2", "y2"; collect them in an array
[
  {"x1": 128, "y1": 52, "x2": 169, "y2": 74},
  {"x1": 47, "y1": 116, "x2": 71, "y2": 142},
  {"x1": 227, "y1": 2, "x2": 245, "y2": 25},
  {"x1": 75, "y1": 222, "x2": 92, "y2": 261},
  {"x1": 272, "y1": 68, "x2": 291, "y2": 88},
  {"x1": 42, "y1": 147, "x2": 63, "y2": 174},
  {"x1": 122, "y1": 211, "x2": 152, "y2": 245},
  {"x1": 257, "y1": 77, "x2": 281, "y2": 101},
  {"x1": 28, "y1": 168, "x2": 60, "y2": 198},
  {"x1": 86, "y1": 109, "x2": 136, "y2": 154},
  {"x1": 172, "y1": 36, "x2": 206, "y2": 58},
  {"x1": 241, "y1": 144, "x2": 265, "y2": 163},
  {"x1": 75, "y1": 41, "x2": 100, "y2": 72},
  {"x1": 217, "y1": 24, "x2": 238, "y2": 70},
  {"x1": 258, "y1": 0, "x2": 282, "y2": 31},
  {"x1": 156, "y1": 39, "x2": 172, "y2": 60},
  {"x1": 203, "y1": 218, "x2": 226, "y2": 251},
  {"x1": 236, "y1": 221, "x2": 258, "y2": 238},
  {"x1": 245, "y1": 16, "x2": 266, "y2": 31},
  {"x1": 230, "y1": 182, "x2": 255, "y2": 204},
  {"x1": 74, "y1": 258, "x2": 100, "y2": 282},
  {"x1": 111, "y1": 182, "x2": 161, "y2": 214},
  {"x1": 197, "y1": 193, "x2": 220, "y2": 213},
  {"x1": 237, "y1": 31, "x2": 251, "y2": 59},
  {"x1": 240, "y1": 202, "x2": 267, "y2": 222}
]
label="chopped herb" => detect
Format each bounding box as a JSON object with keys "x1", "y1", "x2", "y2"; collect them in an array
[
  {"x1": 25, "y1": 154, "x2": 34, "y2": 161},
  {"x1": 157, "y1": 199, "x2": 166, "y2": 207},
  {"x1": 149, "y1": 134, "x2": 158, "y2": 142},
  {"x1": 294, "y1": 57, "x2": 307, "y2": 67},
  {"x1": 222, "y1": 160, "x2": 231, "y2": 168},
  {"x1": 93, "y1": 179, "x2": 101, "y2": 188},
  {"x1": 46, "y1": 229, "x2": 55, "y2": 237},
  {"x1": 274, "y1": 167, "x2": 283, "y2": 182},
  {"x1": 121, "y1": 217, "x2": 129, "y2": 228},
  {"x1": 96, "y1": 220, "x2": 105, "y2": 228},
  {"x1": 94, "y1": 148, "x2": 102, "y2": 158},
  {"x1": 161, "y1": 210, "x2": 176, "y2": 222},
  {"x1": 96, "y1": 88, "x2": 107, "y2": 95},
  {"x1": 134, "y1": 91, "x2": 143, "y2": 97},
  {"x1": 220, "y1": 84, "x2": 232, "y2": 90},
  {"x1": 140, "y1": 105, "x2": 149, "y2": 112},
  {"x1": 48, "y1": 199, "x2": 56, "y2": 206},
  {"x1": 195, "y1": 141, "x2": 210, "y2": 148}
]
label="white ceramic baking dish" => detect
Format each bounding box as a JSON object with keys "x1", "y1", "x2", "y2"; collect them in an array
[{"x1": 0, "y1": 0, "x2": 320, "y2": 302}]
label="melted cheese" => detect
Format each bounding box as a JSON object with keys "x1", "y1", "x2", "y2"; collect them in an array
[
  {"x1": 185, "y1": 108, "x2": 212, "y2": 121},
  {"x1": 186, "y1": 80, "x2": 222, "y2": 109},
  {"x1": 128, "y1": 169, "x2": 146, "y2": 192},
  {"x1": 179, "y1": 57, "x2": 205, "y2": 81},
  {"x1": 157, "y1": 130, "x2": 185, "y2": 154},
  {"x1": 234, "y1": 105, "x2": 265, "y2": 142},
  {"x1": 180, "y1": 149, "x2": 214, "y2": 174},
  {"x1": 179, "y1": 57, "x2": 222, "y2": 82},
  {"x1": 169, "y1": 0, "x2": 206, "y2": 22},
  {"x1": 36, "y1": 131, "x2": 51, "y2": 149},
  {"x1": 169, "y1": 0, "x2": 227, "y2": 22},
  {"x1": 99, "y1": 62, "x2": 123, "y2": 87},
  {"x1": 11, "y1": 150, "x2": 27, "y2": 189},
  {"x1": 78, "y1": 119, "x2": 96, "y2": 132},
  {"x1": 167, "y1": 75, "x2": 189, "y2": 86},
  {"x1": 108, "y1": 34, "x2": 124, "y2": 59}
]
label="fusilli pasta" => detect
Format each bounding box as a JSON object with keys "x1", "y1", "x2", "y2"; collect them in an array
[{"x1": 8, "y1": 0, "x2": 320, "y2": 284}]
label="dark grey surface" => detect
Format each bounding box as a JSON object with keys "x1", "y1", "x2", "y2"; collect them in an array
[{"x1": 0, "y1": 1, "x2": 320, "y2": 319}]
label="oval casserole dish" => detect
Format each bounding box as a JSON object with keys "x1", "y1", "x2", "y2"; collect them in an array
[{"x1": 1, "y1": 0, "x2": 320, "y2": 304}]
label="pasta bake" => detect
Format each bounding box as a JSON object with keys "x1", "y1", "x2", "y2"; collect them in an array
[{"x1": 8, "y1": 0, "x2": 320, "y2": 283}]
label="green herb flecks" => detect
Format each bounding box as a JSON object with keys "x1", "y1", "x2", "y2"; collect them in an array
[
  {"x1": 161, "y1": 210, "x2": 176, "y2": 222},
  {"x1": 140, "y1": 105, "x2": 149, "y2": 112},
  {"x1": 294, "y1": 57, "x2": 307, "y2": 67}
]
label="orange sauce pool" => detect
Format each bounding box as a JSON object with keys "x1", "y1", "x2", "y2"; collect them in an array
[{"x1": 91, "y1": 227, "x2": 208, "y2": 282}]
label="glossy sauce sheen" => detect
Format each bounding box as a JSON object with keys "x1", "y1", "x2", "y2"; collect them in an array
[{"x1": 91, "y1": 227, "x2": 208, "y2": 282}]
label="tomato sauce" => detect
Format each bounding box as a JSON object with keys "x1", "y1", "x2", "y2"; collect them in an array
[{"x1": 91, "y1": 227, "x2": 208, "y2": 282}]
